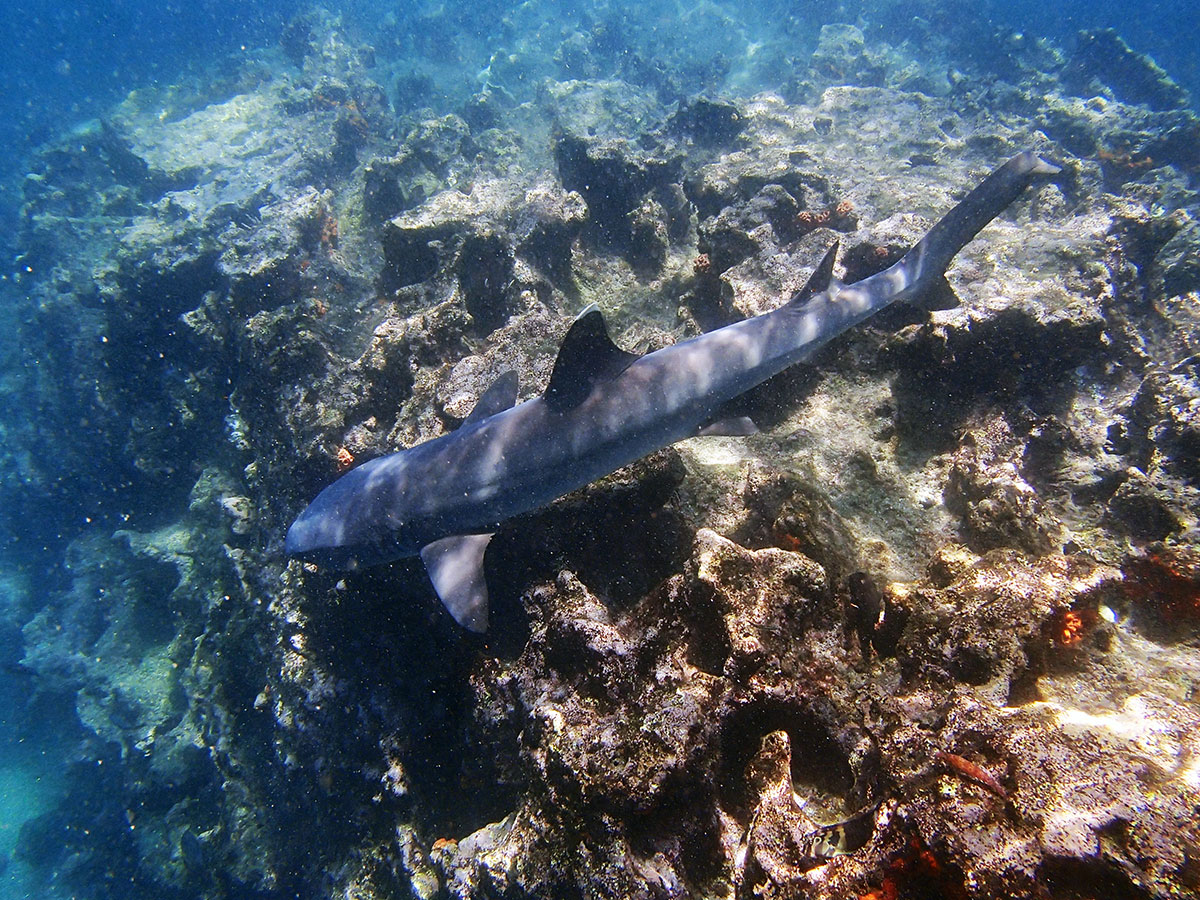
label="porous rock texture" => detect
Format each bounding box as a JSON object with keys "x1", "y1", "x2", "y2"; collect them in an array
[{"x1": 2, "y1": 6, "x2": 1199, "y2": 900}]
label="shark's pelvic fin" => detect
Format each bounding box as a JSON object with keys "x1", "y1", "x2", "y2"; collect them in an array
[
  {"x1": 463, "y1": 370, "x2": 519, "y2": 426},
  {"x1": 912, "y1": 274, "x2": 960, "y2": 311},
  {"x1": 420, "y1": 533, "x2": 495, "y2": 632},
  {"x1": 544, "y1": 309, "x2": 640, "y2": 412},
  {"x1": 696, "y1": 415, "x2": 760, "y2": 436}
]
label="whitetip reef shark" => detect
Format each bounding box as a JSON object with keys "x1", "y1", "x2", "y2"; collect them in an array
[{"x1": 287, "y1": 151, "x2": 1059, "y2": 631}]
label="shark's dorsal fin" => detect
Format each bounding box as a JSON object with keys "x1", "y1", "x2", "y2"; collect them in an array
[
  {"x1": 420, "y1": 533, "x2": 494, "y2": 633},
  {"x1": 463, "y1": 370, "x2": 519, "y2": 427},
  {"x1": 787, "y1": 242, "x2": 839, "y2": 306},
  {"x1": 544, "y1": 308, "x2": 639, "y2": 412}
]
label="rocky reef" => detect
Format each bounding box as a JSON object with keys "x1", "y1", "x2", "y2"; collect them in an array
[{"x1": 2, "y1": 4, "x2": 1199, "y2": 899}]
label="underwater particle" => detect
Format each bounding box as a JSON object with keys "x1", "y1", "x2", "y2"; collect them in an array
[{"x1": 934, "y1": 751, "x2": 1008, "y2": 800}]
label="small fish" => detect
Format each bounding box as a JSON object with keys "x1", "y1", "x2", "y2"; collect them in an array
[
  {"x1": 935, "y1": 751, "x2": 1009, "y2": 800},
  {"x1": 797, "y1": 804, "x2": 879, "y2": 864},
  {"x1": 847, "y1": 571, "x2": 883, "y2": 658}
]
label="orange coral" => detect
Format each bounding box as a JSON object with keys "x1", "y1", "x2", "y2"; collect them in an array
[
  {"x1": 319, "y1": 208, "x2": 339, "y2": 250},
  {"x1": 1097, "y1": 146, "x2": 1154, "y2": 170},
  {"x1": 335, "y1": 446, "x2": 355, "y2": 471},
  {"x1": 795, "y1": 209, "x2": 831, "y2": 228},
  {"x1": 860, "y1": 835, "x2": 967, "y2": 900},
  {"x1": 1124, "y1": 548, "x2": 1200, "y2": 625},
  {"x1": 693, "y1": 253, "x2": 712, "y2": 275},
  {"x1": 1058, "y1": 610, "x2": 1085, "y2": 646},
  {"x1": 1050, "y1": 607, "x2": 1097, "y2": 649}
]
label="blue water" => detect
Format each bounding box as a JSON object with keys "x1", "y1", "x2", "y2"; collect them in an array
[{"x1": 0, "y1": 1, "x2": 1196, "y2": 898}]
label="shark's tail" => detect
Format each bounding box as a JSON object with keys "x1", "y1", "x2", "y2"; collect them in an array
[{"x1": 899, "y1": 151, "x2": 1060, "y2": 309}]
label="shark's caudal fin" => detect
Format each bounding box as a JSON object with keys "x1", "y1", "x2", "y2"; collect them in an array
[{"x1": 899, "y1": 151, "x2": 1060, "y2": 308}]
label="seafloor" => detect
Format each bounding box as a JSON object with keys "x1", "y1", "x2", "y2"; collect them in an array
[{"x1": 1, "y1": 4, "x2": 1199, "y2": 900}]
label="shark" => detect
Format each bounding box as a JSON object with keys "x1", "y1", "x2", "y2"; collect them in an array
[{"x1": 286, "y1": 151, "x2": 1059, "y2": 632}]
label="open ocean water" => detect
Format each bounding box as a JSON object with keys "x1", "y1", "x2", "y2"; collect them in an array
[{"x1": 1, "y1": 2, "x2": 1198, "y2": 899}]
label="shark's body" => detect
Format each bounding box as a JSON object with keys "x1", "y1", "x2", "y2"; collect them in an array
[{"x1": 287, "y1": 151, "x2": 1058, "y2": 631}]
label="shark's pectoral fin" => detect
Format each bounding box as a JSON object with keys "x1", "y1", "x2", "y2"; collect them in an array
[
  {"x1": 544, "y1": 308, "x2": 640, "y2": 412},
  {"x1": 696, "y1": 415, "x2": 759, "y2": 436},
  {"x1": 463, "y1": 370, "x2": 519, "y2": 426},
  {"x1": 420, "y1": 533, "x2": 495, "y2": 632}
]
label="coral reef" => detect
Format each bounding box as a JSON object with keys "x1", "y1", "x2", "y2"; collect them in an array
[{"x1": 1, "y1": 5, "x2": 1199, "y2": 900}]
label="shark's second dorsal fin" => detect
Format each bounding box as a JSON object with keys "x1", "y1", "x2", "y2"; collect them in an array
[
  {"x1": 463, "y1": 370, "x2": 519, "y2": 426},
  {"x1": 544, "y1": 308, "x2": 639, "y2": 412},
  {"x1": 787, "y1": 242, "x2": 839, "y2": 307}
]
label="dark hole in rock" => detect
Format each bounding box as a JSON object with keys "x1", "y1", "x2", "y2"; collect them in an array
[
  {"x1": 123, "y1": 556, "x2": 185, "y2": 648},
  {"x1": 667, "y1": 97, "x2": 744, "y2": 148},
  {"x1": 716, "y1": 700, "x2": 857, "y2": 822},
  {"x1": 1105, "y1": 477, "x2": 1182, "y2": 542},
  {"x1": 554, "y1": 134, "x2": 681, "y2": 256},
  {"x1": 457, "y1": 234, "x2": 515, "y2": 335},
  {"x1": 1039, "y1": 855, "x2": 1155, "y2": 900},
  {"x1": 681, "y1": 276, "x2": 737, "y2": 332},
  {"x1": 1005, "y1": 667, "x2": 1043, "y2": 706},
  {"x1": 487, "y1": 451, "x2": 691, "y2": 619},
  {"x1": 626, "y1": 774, "x2": 727, "y2": 888},
  {"x1": 950, "y1": 644, "x2": 996, "y2": 685},
  {"x1": 1122, "y1": 548, "x2": 1200, "y2": 644},
  {"x1": 380, "y1": 226, "x2": 446, "y2": 291},
  {"x1": 887, "y1": 308, "x2": 1103, "y2": 454},
  {"x1": 115, "y1": 253, "x2": 225, "y2": 356},
  {"x1": 229, "y1": 261, "x2": 304, "y2": 318},
  {"x1": 683, "y1": 581, "x2": 733, "y2": 676},
  {"x1": 305, "y1": 562, "x2": 524, "y2": 838},
  {"x1": 697, "y1": 217, "x2": 759, "y2": 274},
  {"x1": 518, "y1": 223, "x2": 577, "y2": 288},
  {"x1": 363, "y1": 164, "x2": 407, "y2": 224}
]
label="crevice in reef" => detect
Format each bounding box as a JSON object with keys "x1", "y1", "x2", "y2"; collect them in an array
[{"x1": 716, "y1": 700, "x2": 857, "y2": 824}]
